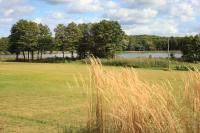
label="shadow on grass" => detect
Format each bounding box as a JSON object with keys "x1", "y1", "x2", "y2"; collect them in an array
[{"x1": 3, "y1": 57, "x2": 82, "y2": 64}]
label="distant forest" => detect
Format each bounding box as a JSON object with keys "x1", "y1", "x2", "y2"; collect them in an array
[
  {"x1": 122, "y1": 35, "x2": 181, "y2": 51},
  {"x1": 0, "y1": 19, "x2": 200, "y2": 62}
]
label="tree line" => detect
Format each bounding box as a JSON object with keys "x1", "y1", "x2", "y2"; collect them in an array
[
  {"x1": 122, "y1": 35, "x2": 181, "y2": 51},
  {"x1": 0, "y1": 19, "x2": 124, "y2": 61},
  {"x1": 0, "y1": 19, "x2": 200, "y2": 62}
]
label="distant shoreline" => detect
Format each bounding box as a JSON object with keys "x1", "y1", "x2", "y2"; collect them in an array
[{"x1": 117, "y1": 51, "x2": 182, "y2": 53}]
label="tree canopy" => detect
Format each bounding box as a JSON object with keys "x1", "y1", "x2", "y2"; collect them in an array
[
  {"x1": 9, "y1": 19, "x2": 39, "y2": 60},
  {"x1": 180, "y1": 35, "x2": 200, "y2": 62},
  {"x1": 54, "y1": 24, "x2": 66, "y2": 59},
  {"x1": 65, "y1": 22, "x2": 82, "y2": 58},
  {"x1": 38, "y1": 24, "x2": 54, "y2": 59},
  {"x1": 91, "y1": 20, "x2": 124, "y2": 58}
]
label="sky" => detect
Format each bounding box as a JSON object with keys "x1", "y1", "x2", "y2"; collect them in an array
[{"x1": 0, "y1": 0, "x2": 200, "y2": 37}]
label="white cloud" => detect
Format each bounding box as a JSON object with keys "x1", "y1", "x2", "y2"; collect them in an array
[
  {"x1": 0, "y1": 18, "x2": 13, "y2": 24},
  {"x1": 104, "y1": 1, "x2": 119, "y2": 9},
  {"x1": 0, "y1": 0, "x2": 35, "y2": 37},
  {"x1": 3, "y1": 6, "x2": 35, "y2": 17},
  {"x1": 50, "y1": 11, "x2": 65, "y2": 19},
  {"x1": 42, "y1": 0, "x2": 72, "y2": 4},
  {"x1": 1, "y1": 0, "x2": 200, "y2": 37},
  {"x1": 124, "y1": 19, "x2": 178, "y2": 36},
  {"x1": 191, "y1": 0, "x2": 199, "y2": 5},
  {"x1": 68, "y1": 0, "x2": 102, "y2": 13},
  {"x1": 36, "y1": 11, "x2": 68, "y2": 26},
  {"x1": 102, "y1": 0, "x2": 200, "y2": 36},
  {"x1": 42, "y1": 0, "x2": 103, "y2": 13},
  {"x1": 33, "y1": 18, "x2": 42, "y2": 24},
  {"x1": 0, "y1": 0, "x2": 35, "y2": 18},
  {"x1": 124, "y1": 0, "x2": 167, "y2": 7},
  {"x1": 170, "y1": 2, "x2": 196, "y2": 21},
  {"x1": 104, "y1": 8, "x2": 157, "y2": 24}
]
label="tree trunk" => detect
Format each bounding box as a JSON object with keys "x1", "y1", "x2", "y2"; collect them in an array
[
  {"x1": 37, "y1": 50, "x2": 40, "y2": 60},
  {"x1": 28, "y1": 51, "x2": 30, "y2": 61},
  {"x1": 22, "y1": 51, "x2": 25, "y2": 60},
  {"x1": 31, "y1": 51, "x2": 34, "y2": 61},
  {"x1": 62, "y1": 51, "x2": 65, "y2": 63},
  {"x1": 71, "y1": 51, "x2": 74, "y2": 59},
  {"x1": 40, "y1": 51, "x2": 43, "y2": 59},
  {"x1": 16, "y1": 52, "x2": 19, "y2": 61}
]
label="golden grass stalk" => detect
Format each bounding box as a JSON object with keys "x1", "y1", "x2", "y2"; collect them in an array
[
  {"x1": 180, "y1": 70, "x2": 200, "y2": 132},
  {"x1": 86, "y1": 58, "x2": 200, "y2": 133}
]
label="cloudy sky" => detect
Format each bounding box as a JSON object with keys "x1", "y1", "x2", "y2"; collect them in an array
[{"x1": 0, "y1": 0, "x2": 200, "y2": 37}]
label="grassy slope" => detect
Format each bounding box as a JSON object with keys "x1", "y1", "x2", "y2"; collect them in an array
[{"x1": 0, "y1": 62, "x2": 187, "y2": 132}]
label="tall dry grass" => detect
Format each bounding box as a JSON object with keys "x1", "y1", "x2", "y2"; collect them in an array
[{"x1": 86, "y1": 58, "x2": 200, "y2": 133}]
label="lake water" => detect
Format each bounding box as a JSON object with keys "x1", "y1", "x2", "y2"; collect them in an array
[
  {"x1": 0, "y1": 52, "x2": 182, "y2": 59},
  {"x1": 117, "y1": 52, "x2": 182, "y2": 58}
]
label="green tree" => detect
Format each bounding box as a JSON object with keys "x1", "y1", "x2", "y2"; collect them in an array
[
  {"x1": 193, "y1": 35, "x2": 200, "y2": 61},
  {"x1": 9, "y1": 20, "x2": 39, "y2": 61},
  {"x1": 65, "y1": 22, "x2": 82, "y2": 58},
  {"x1": 38, "y1": 24, "x2": 54, "y2": 59},
  {"x1": 0, "y1": 37, "x2": 9, "y2": 54},
  {"x1": 77, "y1": 23, "x2": 94, "y2": 59},
  {"x1": 91, "y1": 20, "x2": 124, "y2": 58},
  {"x1": 180, "y1": 35, "x2": 200, "y2": 62},
  {"x1": 54, "y1": 24, "x2": 67, "y2": 60},
  {"x1": 26, "y1": 21, "x2": 39, "y2": 61},
  {"x1": 181, "y1": 36, "x2": 194, "y2": 62},
  {"x1": 117, "y1": 35, "x2": 129, "y2": 51},
  {"x1": 9, "y1": 19, "x2": 28, "y2": 60}
]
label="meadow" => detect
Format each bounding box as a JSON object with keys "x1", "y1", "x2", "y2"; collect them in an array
[{"x1": 0, "y1": 61, "x2": 188, "y2": 132}]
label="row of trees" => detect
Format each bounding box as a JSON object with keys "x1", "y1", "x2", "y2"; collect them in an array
[
  {"x1": 1, "y1": 19, "x2": 200, "y2": 62},
  {"x1": 3, "y1": 19, "x2": 124, "y2": 61},
  {"x1": 122, "y1": 35, "x2": 182, "y2": 51},
  {"x1": 54, "y1": 20, "x2": 124, "y2": 59}
]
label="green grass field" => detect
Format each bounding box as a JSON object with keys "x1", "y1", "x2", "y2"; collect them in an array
[{"x1": 0, "y1": 62, "x2": 187, "y2": 132}]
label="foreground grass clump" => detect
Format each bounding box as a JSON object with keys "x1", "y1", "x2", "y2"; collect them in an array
[{"x1": 87, "y1": 58, "x2": 200, "y2": 133}]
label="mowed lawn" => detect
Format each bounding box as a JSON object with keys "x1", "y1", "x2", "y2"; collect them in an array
[{"x1": 0, "y1": 62, "x2": 187, "y2": 133}]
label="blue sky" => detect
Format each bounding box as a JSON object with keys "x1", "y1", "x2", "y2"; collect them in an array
[{"x1": 0, "y1": 0, "x2": 200, "y2": 37}]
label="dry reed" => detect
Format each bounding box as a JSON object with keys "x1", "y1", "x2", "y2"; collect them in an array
[{"x1": 86, "y1": 58, "x2": 200, "y2": 133}]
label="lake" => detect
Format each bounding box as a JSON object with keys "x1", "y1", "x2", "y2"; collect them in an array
[
  {"x1": 0, "y1": 51, "x2": 183, "y2": 59},
  {"x1": 117, "y1": 52, "x2": 182, "y2": 58}
]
